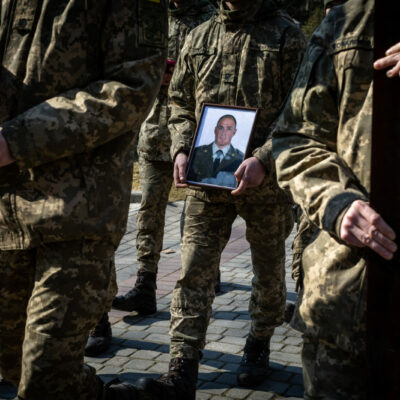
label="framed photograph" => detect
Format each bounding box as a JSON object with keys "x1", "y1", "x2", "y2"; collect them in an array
[{"x1": 186, "y1": 103, "x2": 259, "y2": 190}]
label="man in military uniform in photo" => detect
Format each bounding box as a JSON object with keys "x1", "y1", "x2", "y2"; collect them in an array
[
  {"x1": 0, "y1": 1, "x2": 167, "y2": 399},
  {"x1": 136, "y1": 0, "x2": 306, "y2": 398},
  {"x1": 273, "y1": 0, "x2": 397, "y2": 398},
  {"x1": 187, "y1": 114, "x2": 244, "y2": 188}
]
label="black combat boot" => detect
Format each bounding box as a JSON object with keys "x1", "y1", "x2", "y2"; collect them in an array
[
  {"x1": 236, "y1": 334, "x2": 271, "y2": 387},
  {"x1": 103, "y1": 378, "x2": 155, "y2": 400},
  {"x1": 284, "y1": 301, "x2": 296, "y2": 323},
  {"x1": 112, "y1": 270, "x2": 157, "y2": 314},
  {"x1": 85, "y1": 313, "x2": 112, "y2": 357},
  {"x1": 135, "y1": 358, "x2": 198, "y2": 400}
]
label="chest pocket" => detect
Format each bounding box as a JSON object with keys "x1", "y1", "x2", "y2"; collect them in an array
[
  {"x1": 245, "y1": 42, "x2": 280, "y2": 109},
  {"x1": 190, "y1": 46, "x2": 221, "y2": 101},
  {"x1": 138, "y1": 0, "x2": 168, "y2": 48}
]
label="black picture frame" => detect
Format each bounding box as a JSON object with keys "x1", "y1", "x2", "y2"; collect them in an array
[{"x1": 185, "y1": 103, "x2": 259, "y2": 190}]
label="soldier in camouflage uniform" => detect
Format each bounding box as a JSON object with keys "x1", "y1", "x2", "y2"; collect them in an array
[
  {"x1": 111, "y1": 0, "x2": 216, "y2": 319},
  {"x1": 135, "y1": 1, "x2": 306, "y2": 398},
  {"x1": 285, "y1": 0, "x2": 348, "y2": 325},
  {"x1": 0, "y1": 1, "x2": 167, "y2": 399},
  {"x1": 273, "y1": 0, "x2": 397, "y2": 398}
]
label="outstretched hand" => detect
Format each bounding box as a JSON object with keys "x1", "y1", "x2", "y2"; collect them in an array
[
  {"x1": 173, "y1": 152, "x2": 189, "y2": 188},
  {"x1": 231, "y1": 157, "x2": 265, "y2": 196},
  {"x1": 340, "y1": 200, "x2": 397, "y2": 260},
  {"x1": 374, "y1": 42, "x2": 400, "y2": 78}
]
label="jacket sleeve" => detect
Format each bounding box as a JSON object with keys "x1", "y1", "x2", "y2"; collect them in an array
[
  {"x1": 1, "y1": 0, "x2": 168, "y2": 169},
  {"x1": 253, "y1": 24, "x2": 307, "y2": 169},
  {"x1": 168, "y1": 31, "x2": 197, "y2": 161},
  {"x1": 272, "y1": 43, "x2": 368, "y2": 237}
]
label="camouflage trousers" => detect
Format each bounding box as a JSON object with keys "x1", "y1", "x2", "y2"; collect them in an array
[
  {"x1": 136, "y1": 158, "x2": 173, "y2": 274},
  {"x1": 302, "y1": 336, "x2": 367, "y2": 400},
  {"x1": 0, "y1": 240, "x2": 117, "y2": 400},
  {"x1": 170, "y1": 185, "x2": 294, "y2": 360}
]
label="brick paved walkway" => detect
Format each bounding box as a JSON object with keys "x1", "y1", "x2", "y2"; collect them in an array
[{"x1": 0, "y1": 201, "x2": 304, "y2": 400}]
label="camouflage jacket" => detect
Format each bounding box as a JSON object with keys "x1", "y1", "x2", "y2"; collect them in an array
[
  {"x1": 137, "y1": 0, "x2": 215, "y2": 162},
  {"x1": 0, "y1": 0, "x2": 167, "y2": 250},
  {"x1": 272, "y1": 0, "x2": 373, "y2": 353},
  {"x1": 169, "y1": 0, "x2": 306, "y2": 199}
]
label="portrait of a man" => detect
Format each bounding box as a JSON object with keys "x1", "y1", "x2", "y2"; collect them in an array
[{"x1": 186, "y1": 114, "x2": 245, "y2": 188}]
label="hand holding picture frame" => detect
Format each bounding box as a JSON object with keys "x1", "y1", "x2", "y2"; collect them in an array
[{"x1": 185, "y1": 103, "x2": 259, "y2": 190}]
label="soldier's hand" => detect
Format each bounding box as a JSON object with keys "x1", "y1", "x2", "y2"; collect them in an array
[
  {"x1": 0, "y1": 132, "x2": 15, "y2": 167},
  {"x1": 231, "y1": 156, "x2": 265, "y2": 196},
  {"x1": 340, "y1": 200, "x2": 397, "y2": 260},
  {"x1": 173, "y1": 152, "x2": 189, "y2": 188},
  {"x1": 374, "y1": 41, "x2": 400, "y2": 78}
]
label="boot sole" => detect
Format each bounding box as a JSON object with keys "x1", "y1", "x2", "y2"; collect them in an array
[{"x1": 111, "y1": 304, "x2": 157, "y2": 315}]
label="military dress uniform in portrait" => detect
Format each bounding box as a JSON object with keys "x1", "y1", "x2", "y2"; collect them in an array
[{"x1": 0, "y1": 1, "x2": 167, "y2": 399}]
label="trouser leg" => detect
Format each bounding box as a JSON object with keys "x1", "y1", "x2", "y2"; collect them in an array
[
  {"x1": 18, "y1": 240, "x2": 116, "y2": 400},
  {"x1": 136, "y1": 158, "x2": 173, "y2": 274},
  {"x1": 239, "y1": 201, "x2": 294, "y2": 340},
  {"x1": 0, "y1": 250, "x2": 34, "y2": 386},
  {"x1": 302, "y1": 337, "x2": 367, "y2": 400},
  {"x1": 169, "y1": 195, "x2": 236, "y2": 360}
]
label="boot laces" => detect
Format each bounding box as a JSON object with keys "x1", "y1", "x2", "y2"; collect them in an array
[{"x1": 242, "y1": 339, "x2": 269, "y2": 365}]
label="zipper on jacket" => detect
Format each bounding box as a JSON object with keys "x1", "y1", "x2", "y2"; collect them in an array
[{"x1": 1, "y1": 0, "x2": 17, "y2": 65}]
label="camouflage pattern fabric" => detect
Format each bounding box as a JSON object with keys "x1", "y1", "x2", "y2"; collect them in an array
[
  {"x1": 291, "y1": 208, "x2": 317, "y2": 292},
  {"x1": 169, "y1": 0, "x2": 306, "y2": 172},
  {"x1": 167, "y1": 0, "x2": 306, "y2": 359},
  {"x1": 0, "y1": 0, "x2": 168, "y2": 250},
  {"x1": 170, "y1": 188, "x2": 294, "y2": 360},
  {"x1": 272, "y1": 0, "x2": 373, "y2": 396},
  {"x1": 302, "y1": 336, "x2": 367, "y2": 400},
  {"x1": 0, "y1": 0, "x2": 167, "y2": 398},
  {"x1": 135, "y1": 0, "x2": 215, "y2": 276},
  {"x1": 137, "y1": 0, "x2": 216, "y2": 163},
  {"x1": 136, "y1": 158, "x2": 174, "y2": 274},
  {"x1": 0, "y1": 240, "x2": 117, "y2": 400}
]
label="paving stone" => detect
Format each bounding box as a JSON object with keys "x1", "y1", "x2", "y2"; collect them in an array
[
  {"x1": 215, "y1": 373, "x2": 237, "y2": 386},
  {"x1": 133, "y1": 350, "x2": 161, "y2": 360},
  {"x1": 222, "y1": 328, "x2": 249, "y2": 338},
  {"x1": 219, "y1": 336, "x2": 246, "y2": 346},
  {"x1": 270, "y1": 351, "x2": 301, "y2": 364},
  {"x1": 148, "y1": 362, "x2": 170, "y2": 374},
  {"x1": 124, "y1": 359, "x2": 154, "y2": 370},
  {"x1": 205, "y1": 341, "x2": 242, "y2": 355},
  {"x1": 198, "y1": 371, "x2": 221, "y2": 382},
  {"x1": 195, "y1": 392, "x2": 212, "y2": 400},
  {"x1": 120, "y1": 330, "x2": 149, "y2": 341},
  {"x1": 224, "y1": 388, "x2": 252, "y2": 399},
  {"x1": 247, "y1": 391, "x2": 275, "y2": 400},
  {"x1": 284, "y1": 337, "x2": 303, "y2": 346},
  {"x1": 268, "y1": 370, "x2": 293, "y2": 382},
  {"x1": 146, "y1": 333, "x2": 170, "y2": 344},
  {"x1": 284, "y1": 385, "x2": 305, "y2": 398},
  {"x1": 201, "y1": 359, "x2": 225, "y2": 370},
  {"x1": 106, "y1": 356, "x2": 130, "y2": 367},
  {"x1": 198, "y1": 382, "x2": 228, "y2": 396},
  {"x1": 114, "y1": 347, "x2": 136, "y2": 357},
  {"x1": 218, "y1": 354, "x2": 242, "y2": 364},
  {"x1": 282, "y1": 345, "x2": 301, "y2": 354},
  {"x1": 210, "y1": 320, "x2": 248, "y2": 329}
]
